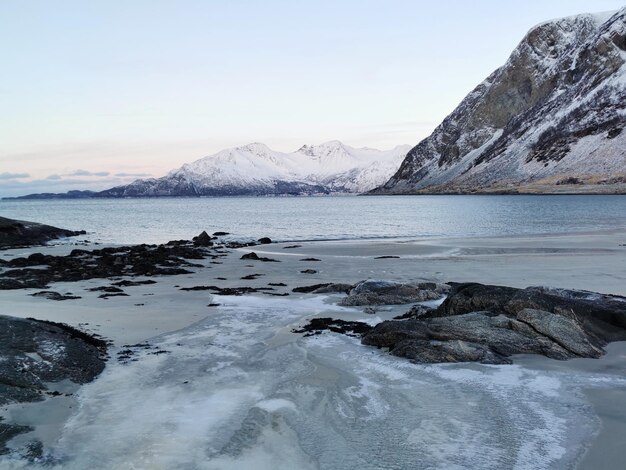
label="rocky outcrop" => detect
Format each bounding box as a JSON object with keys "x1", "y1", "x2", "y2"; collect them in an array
[
  {"x1": 0, "y1": 316, "x2": 107, "y2": 455},
  {"x1": 0, "y1": 241, "x2": 210, "y2": 290},
  {"x1": 361, "y1": 282, "x2": 626, "y2": 364},
  {"x1": 0, "y1": 217, "x2": 85, "y2": 249},
  {"x1": 374, "y1": 9, "x2": 626, "y2": 194},
  {"x1": 339, "y1": 280, "x2": 449, "y2": 306}
]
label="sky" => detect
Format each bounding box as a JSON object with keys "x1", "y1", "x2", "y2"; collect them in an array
[{"x1": 1, "y1": 0, "x2": 624, "y2": 197}]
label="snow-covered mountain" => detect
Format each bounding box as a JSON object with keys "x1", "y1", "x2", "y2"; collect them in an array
[
  {"x1": 373, "y1": 9, "x2": 626, "y2": 194},
  {"x1": 97, "y1": 141, "x2": 410, "y2": 197}
]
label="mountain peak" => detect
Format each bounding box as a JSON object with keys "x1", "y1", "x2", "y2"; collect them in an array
[{"x1": 235, "y1": 142, "x2": 273, "y2": 155}]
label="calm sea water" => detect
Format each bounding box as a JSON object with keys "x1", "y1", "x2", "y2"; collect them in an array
[{"x1": 1, "y1": 195, "x2": 625, "y2": 245}]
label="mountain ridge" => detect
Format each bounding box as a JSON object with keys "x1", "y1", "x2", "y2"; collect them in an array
[
  {"x1": 6, "y1": 141, "x2": 410, "y2": 199},
  {"x1": 372, "y1": 8, "x2": 626, "y2": 195}
]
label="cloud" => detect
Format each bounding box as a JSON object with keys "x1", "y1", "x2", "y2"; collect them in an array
[
  {"x1": 0, "y1": 172, "x2": 30, "y2": 180},
  {"x1": 66, "y1": 169, "x2": 111, "y2": 177},
  {"x1": 0, "y1": 176, "x2": 129, "y2": 198},
  {"x1": 114, "y1": 172, "x2": 151, "y2": 177}
]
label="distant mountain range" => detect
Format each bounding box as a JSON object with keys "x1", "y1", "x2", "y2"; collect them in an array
[
  {"x1": 7, "y1": 141, "x2": 410, "y2": 199},
  {"x1": 373, "y1": 9, "x2": 626, "y2": 194}
]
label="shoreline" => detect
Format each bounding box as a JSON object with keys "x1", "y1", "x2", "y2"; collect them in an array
[{"x1": 1, "y1": 227, "x2": 625, "y2": 466}]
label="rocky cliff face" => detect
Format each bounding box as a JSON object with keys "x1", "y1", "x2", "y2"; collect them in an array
[{"x1": 375, "y1": 9, "x2": 626, "y2": 194}]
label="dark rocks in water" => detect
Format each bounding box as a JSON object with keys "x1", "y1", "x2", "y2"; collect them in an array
[
  {"x1": 98, "y1": 292, "x2": 130, "y2": 299},
  {"x1": 180, "y1": 285, "x2": 269, "y2": 296},
  {"x1": 212, "y1": 231, "x2": 230, "y2": 236},
  {"x1": 361, "y1": 282, "x2": 626, "y2": 364},
  {"x1": 0, "y1": 315, "x2": 107, "y2": 454},
  {"x1": 241, "y1": 274, "x2": 263, "y2": 280},
  {"x1": 0, "y1": 242, "x2": 209, "y2": 290},
  {"x1": 30, "y1": 291, "x2": 81, "y2": 301},
  {"x1": 293, "y1": 317, "x2": 373, "y2": 337},
  {"x1": 239, "y1": 252, "x2": 280, "y2": 262},
  {"x1": 374, "y1": 255, "x2": 400, "y2": 259},
  {"x1": 340, "y1": 280, "x2": 449, "y2": 306},
  {"x1": 292, "y1": 283, "x2": 353, "y2": 294},
  {"x1": 0, "y1": 216, "x2": 86, "y2": 249},
  {"x1": 192, "y1": 231, "x2": 213, "y2": 247},
  {"x1": 300, "y1": 258, "x2": 321, "y2": 261},
  {"x1": 283, "y1": 245, "x2": 302, "y2": 249},
  {"x1": 111, "y1": 279, "x2": 157, "y2": 287},
  {"x1": 88, "y1": 286, "x2": 125, "y2": 293},
  {"x1": 257, "y1": 237, "x2": 272, "y2": 244},
  {"x1": 300, "y1": 269, "x2": 317, "y2": 274},
  {"x1": 268, "y1": 282, "x2": 287, "y2": 287}
]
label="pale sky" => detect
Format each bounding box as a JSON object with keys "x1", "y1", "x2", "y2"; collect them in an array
[{"x1": 1, "y1": 0, "x2": 624, "y2": 197}]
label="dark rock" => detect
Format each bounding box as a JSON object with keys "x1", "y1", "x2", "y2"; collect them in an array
[
  {"x1": 257, "y1": 237, "x2": 272, "y2": 244},
  {"x1": 268, "y1": 282, "x2": 287, "y2": 287},
  {"x1": 30, "y1": 291, "x2": 81, "y2": 301},
  {"x1": 98, "y1": 292, "x2": 130, "y2": 299},
  {"x1": 241, "y1": 274, "x2": 263, "y2": 280},
  {"x1": 300, "y1": 269, "x2": 317, "y2": 274},
  {"x1": 88, "y1": 286, "x2": 124, "y2": 293},
  {"x1": 340, "y1": 280, "x2": 449, "y2": 306},
  {"x1": 0, "y1": 242, "x2": 208, "y2": 290},
  {"x1": 374, "y1": 255, "x2": 400, "y2": 259},
  {"x1": 239, "y1": 252, "x2": 280, "y2": 262},
  {"x1": 193, "y1": 231, "x2": 213, "y2": 247},
  {"x1": 212, "y1": 231, "x2": 230, "y2": 236},
  {"x1": 283, "y1": 245, "x2": 302, "y2": 249},
  {"x1": 111, "y1": 279, "x2": 157, "y2": 287},
  {"x1": 0, "y1": 315, "x2": 107, "y2": 454},
  {"x1": 361, "y1": 282, "x2": 626, "y2": 364},
  {"x1": 293, "y1": 317, "x2": 373, "y2": 337},
  {"x1": 180, "y1": 285, "x2": 267, "y2": 296},
  {"x1": 300, "y1": 258, "x2": 321, "y2": 261},
  {"x1": 0, "y1": 216, "x2": 86, "y2": 249},
  {"x1": 392, "y1": 305, "x2": 434, "y2": 320},
  {"x1": 292, "y1": 283, "x2": 353, "y2": 294}
]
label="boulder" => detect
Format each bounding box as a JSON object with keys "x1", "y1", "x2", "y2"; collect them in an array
[{"x1": 192, "y1": 231, "x2": 213, "y2": 246}]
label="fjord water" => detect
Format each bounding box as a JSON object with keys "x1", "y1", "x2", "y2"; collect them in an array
[{"x1": 1, "y1": 195, "x2": 626, "y2": 245}]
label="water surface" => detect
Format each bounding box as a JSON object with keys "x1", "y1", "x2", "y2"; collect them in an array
[{"x1": 1, "y1": 195, "x2": 625, "y2": 244}]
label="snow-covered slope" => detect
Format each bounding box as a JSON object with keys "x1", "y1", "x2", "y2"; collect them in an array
[
  {"x1": 100, "y1": 141, "x2": 409, "y2": 197},
  {"x1": 374, "y1": 8, "x2": 626, "y2": 194}
]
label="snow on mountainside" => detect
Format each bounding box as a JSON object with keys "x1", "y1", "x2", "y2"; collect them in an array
[
  {"x1": 97, "y1": 141, "x2": 410, "y2": 197},
  {"x1": 374, "y1": 8, "x2": 626, "y2": 194}
]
